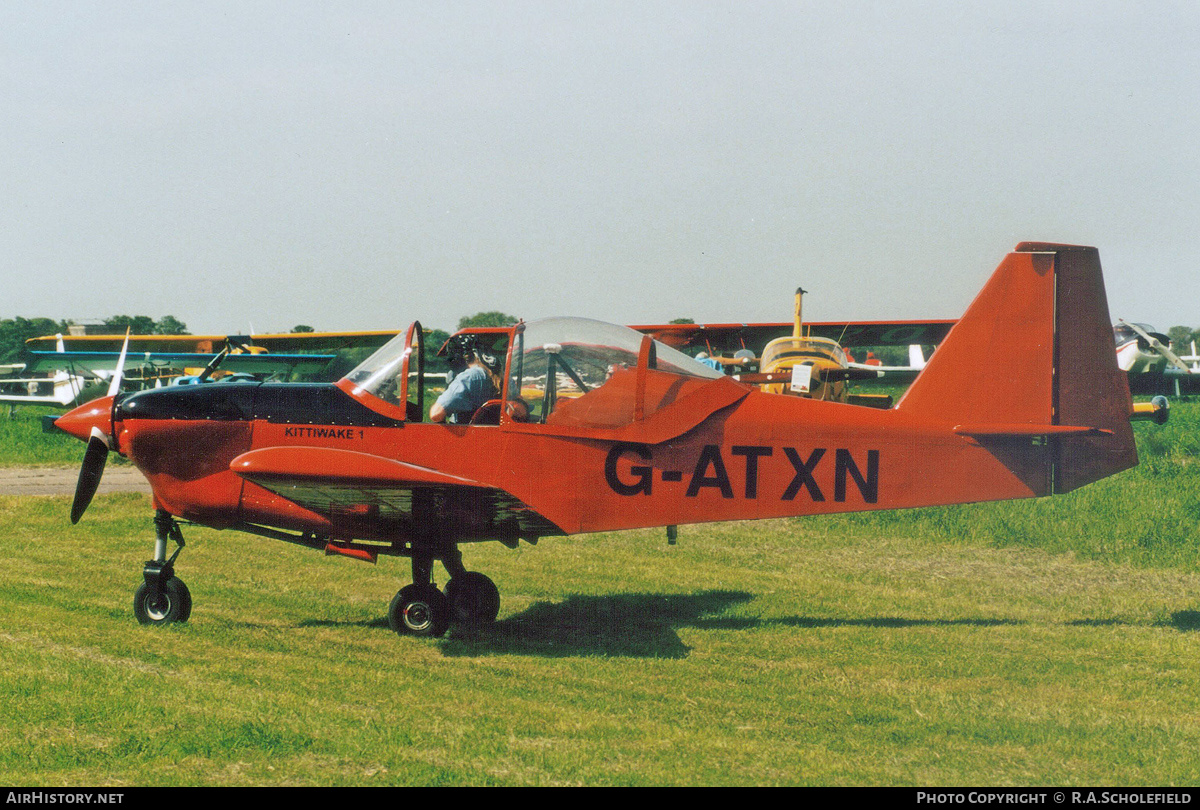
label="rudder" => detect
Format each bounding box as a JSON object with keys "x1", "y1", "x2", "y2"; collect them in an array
[{"x1": 1033, "y1": 243, "x2": 1138, "y2": 492}]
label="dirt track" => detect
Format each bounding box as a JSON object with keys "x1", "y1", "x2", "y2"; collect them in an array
[{"x1": 0, "y1": 467, "x2": 151, "y2": 497}]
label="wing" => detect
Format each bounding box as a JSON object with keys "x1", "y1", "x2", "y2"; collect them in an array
[
  {"x1": 230, "y1": 446, "x2": 564, "y2": 542},
  {"x1": 230, "y1": 331, "x2": 401, "y2": 354},
  {"x1": 25, "y1": 350, "x2": 336, "y2": 378},
  {"x1": 845, "y1": 345, "x2": 927, "y2": 381},
  {"x1": 0, "y1": 390, "x2": 82, "y2": 405},
  {"x1": 630, "y1": 320, "x2": 956, "y2": 353},
  {"x1": 24, "y1": 330, "x2": 401, "y2": 354},
  {"x1": 0, "y1": 371, "x2": 93, "y2": 406}
]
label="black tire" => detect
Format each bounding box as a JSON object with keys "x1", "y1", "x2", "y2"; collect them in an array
[
  {"x1": 133, "y1": 577, "x2": 192, "y2": 626},
  {"x1": 445, "y1": 572, "x2": 500, "y2": 626},
  {"x1": 387, "y1": 584, "x2": 450, "y2": 637}
]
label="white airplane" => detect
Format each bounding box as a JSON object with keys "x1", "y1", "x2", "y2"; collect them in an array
[
  {"x1": 0, "y1": 335, "x2": 90, "y2": 411},
  {"x1": 846, "y1": 343, "x2": 928, "y2": 379},
  {"x1": 1116, "y1": 320, "x2": 1199, "y2": 395}
]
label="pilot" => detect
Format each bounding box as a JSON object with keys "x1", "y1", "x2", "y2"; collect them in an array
[
  {"x1": 430, "y1": 339, "x2": 502, "y2": 424},
  {"x1": 441, "y1": 333, "x2": 473, "y2": 387}
]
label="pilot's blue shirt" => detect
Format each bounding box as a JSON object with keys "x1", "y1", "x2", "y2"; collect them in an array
[{"x1": 435, "y1": 365, "x2": 497, "y2": 423}]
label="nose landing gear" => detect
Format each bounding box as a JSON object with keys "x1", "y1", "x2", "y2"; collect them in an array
[{"x1": 133, "y1": 510, "x2": 190, "y2": 626}]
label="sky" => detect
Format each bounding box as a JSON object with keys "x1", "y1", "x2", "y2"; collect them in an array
[{"x1": 2, "y1": 1, "x2": 1198, "y2": 336}]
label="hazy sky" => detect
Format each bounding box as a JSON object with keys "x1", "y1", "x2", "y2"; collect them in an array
[{"x1": 3, "y1": 2, "x2": 1198, "y2": 335}]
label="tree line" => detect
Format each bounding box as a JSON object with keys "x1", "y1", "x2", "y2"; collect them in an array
[
  {"x1": 11, "y1": 311, "x2": 1199, "y2": 367},
  {"x1": 0, "y1": 315, "x2": 193, "y2": 363},
  {"x1": 1, "y1": 312, "x2": 523, "y2": 365},
  {"x1": 1167, "y1": 326, "x2": 1200, "y2": 355}
]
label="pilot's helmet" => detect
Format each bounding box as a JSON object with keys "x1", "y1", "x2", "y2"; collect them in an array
[
  {"x1": 443, "y1": 334, "x2": 477, "y2": 370},
  {"x1": 476, "y1": 348, "x2": 502, "y2": 373}
]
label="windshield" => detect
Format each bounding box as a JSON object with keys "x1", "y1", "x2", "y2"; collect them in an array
[
  {"x1": 343, "y1": 333, "x2": 411, "y2": 406},
  {"x1": 339, "y1": 323, "x2": 431, "y2": 420},
  {"x1": 760, "y1": 336, "x2": 848, "y2": 370}
]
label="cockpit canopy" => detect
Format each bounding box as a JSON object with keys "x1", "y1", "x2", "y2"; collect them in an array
[
  {"x1": 340, "y1": 316, "x2": 723, "y2": 424},
  {"x1": 509, "y1": 317, "x2": 722, "y2": 424},
  {"x1": 1113, "y1": 322, "x2": 1166, "y2": 349}
]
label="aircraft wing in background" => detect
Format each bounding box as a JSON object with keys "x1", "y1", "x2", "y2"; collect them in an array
[
  {"x1": 25, "y1": 350, "x2": 336, "y2": 379},
  {"x1": 23, "y1": 330, "x2": 401, "y2": 355},
  {"x1": 630, "y1": 319, "x2": 955, "y2": 354}
]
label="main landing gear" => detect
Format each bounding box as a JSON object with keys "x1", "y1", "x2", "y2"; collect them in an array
[
  {"x1": 387, "y1": 547, "x2": 500, "y2": 638},
  {"x1": 133, "y1": 510, "x2": 191, "y2": 626}
]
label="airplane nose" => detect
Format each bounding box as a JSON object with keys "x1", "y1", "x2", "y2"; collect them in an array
[{"x1": 55, "y1": 396, "x2": 116, "y2": 443}]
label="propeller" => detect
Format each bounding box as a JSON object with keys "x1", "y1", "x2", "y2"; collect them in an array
[
  {"x1": 68, "y1": 330, "x2": 129, "y2": 524},
  {"x1": 196, "y1": 345, "x2": 230, "y2": 383},
  {"x1": 107, "y1": 328, "x2": 131, "y2": 397},
  {"x1": 1120, "y1": 320, "x2": 1192, "y2": 374},
  {"x1": 71, "y1": 427, "x2": 111, "y2": 524}
]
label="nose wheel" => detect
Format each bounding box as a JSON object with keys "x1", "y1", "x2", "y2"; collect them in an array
[
  {"x1": 134, "y1": 574, "x2": 192, "y2": 625},
  {"x1": 133, "y1": 510, "x2": 190, "y2": 626}
]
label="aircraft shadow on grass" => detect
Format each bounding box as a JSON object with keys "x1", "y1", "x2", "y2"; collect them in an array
[
  {"x1": 299, "y1": 600, "x2": 1200, "y2": 658},
  {"x1": 440, "y1": 590, "x2": 754, "y2": 659},
  {"x1": 298, "y1": 590, "x2": 753, "y2": 658},
  {"x1": 438, "y1": 601, "x2": 1033, "y2": 658},
  {"x1": 1166, "y1": 611, "x2": 1200, "y2": 631}
]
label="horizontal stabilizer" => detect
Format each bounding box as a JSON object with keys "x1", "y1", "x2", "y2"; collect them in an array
[{"x1": 953, "y1": 423, "x2": 1112, "y2": 437}]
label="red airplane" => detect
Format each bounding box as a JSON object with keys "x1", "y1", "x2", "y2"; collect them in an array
[{"x1": 54, "y1": 243, "x2": 1165, "y2": 637}]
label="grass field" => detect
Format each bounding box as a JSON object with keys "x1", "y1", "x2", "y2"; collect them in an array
[
  {"x1": 0, "y1": 405, "x2": 95, "y2": 467},
  {"x1": 0, "y1": 400, "x2": 1198, "y2": 785}
]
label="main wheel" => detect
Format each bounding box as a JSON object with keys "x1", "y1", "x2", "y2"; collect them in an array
[
  {"x1": 387, "y1": 584, "x2": 450, "y2": 637},
  {"x1": 133, "y1": 577, "x2": 192, "y2": 625},
  {"x1": 445, "y1": 572, "x2": 500, "y2": 626}
]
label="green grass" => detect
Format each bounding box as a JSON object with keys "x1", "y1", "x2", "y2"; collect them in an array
[
  {"x1": 1, "y1": 400, "x2": 1199, "y2": 785},
  {"x1": 838, "y1": 399, "x2": 1200, "y2": 571},
  {"x1": 0, "y1": 405, "x2": 89, "y2": 467}
]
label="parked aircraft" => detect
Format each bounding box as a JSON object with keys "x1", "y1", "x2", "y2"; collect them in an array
[
  {"x1": 631, "y1": 310, "x2": 946, "y2": 397},
  {"x1": 1, "y1": 335, "x2": 92, "y2": 412},
  {"x1": 1115, "y1": 320, "x2": 1200, "y2": 395},
  {"x1": 0, "y1": 369, "x2": 93, "y2": 410},
  {"x1": 8, "y1": 331, "x2": 403, "y2": 408},
  {"x1": 639, "y1": 308, "x2": 1187, "y2": 397},
  {"x1": 53, "y1": 244, "x2": 1165, "y2": 637}
]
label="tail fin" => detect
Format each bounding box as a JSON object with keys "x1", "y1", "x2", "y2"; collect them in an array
[
  {"x1": 898, "y1": 243, "x2": 1136, "y2": 494},
  {"x1": 908, "y1": 344, "x2": 926, "y2": 370}
]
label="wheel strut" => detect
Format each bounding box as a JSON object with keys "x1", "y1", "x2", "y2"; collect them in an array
[{"x1": 135, "y1": 510, "x2": 191, "y2": 626}]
